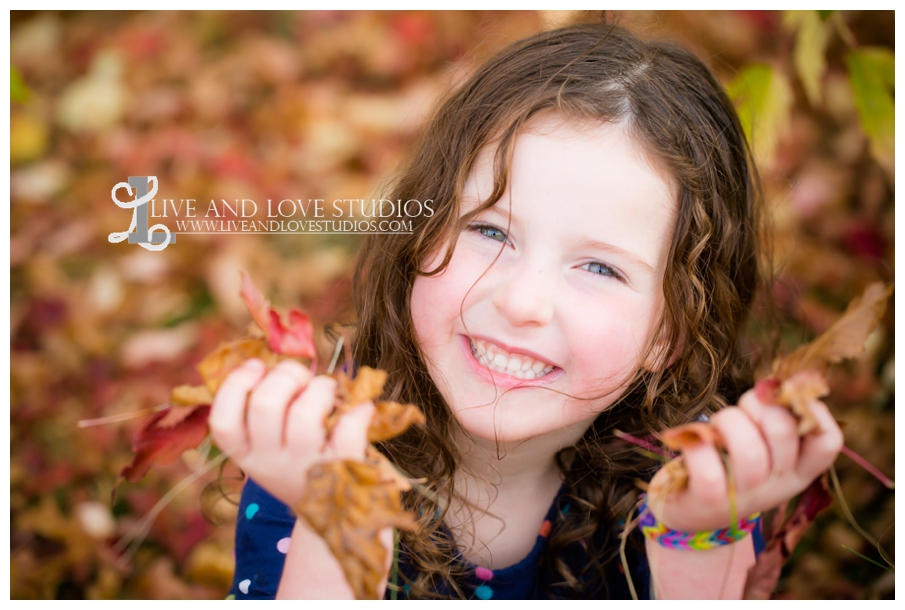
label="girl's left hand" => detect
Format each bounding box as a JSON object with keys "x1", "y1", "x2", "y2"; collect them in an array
[{"x1": 646, "y1": 373, "x2": 844, "y2": 533}]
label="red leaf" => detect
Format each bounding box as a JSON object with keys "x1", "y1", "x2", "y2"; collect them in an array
[
  {"x1": 240, "y1": 271, "x2": 316, "y2": 359},
  {"x1": 744, "y1": 542, "x2": 784, "y2": 600},
  {"x1": 744, "y1": 477, "x2": 833, "y2": 599},
  {"x1": 754, "y1": 377, "x2": 781, "y2": 404},
  {"x1": 267, "y1": 308, "x2": 316, "y2": 359},
  {"x1": 119, "y1": 405, "x2": 211, "y2": 483},
  {"x1": 239, "y1": 271, "x2": 271, "y2": 333}
]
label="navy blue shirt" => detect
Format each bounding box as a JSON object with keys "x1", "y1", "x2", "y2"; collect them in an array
[{"x1": 227, "y1": 478, "x2": 660, "y2": 600}]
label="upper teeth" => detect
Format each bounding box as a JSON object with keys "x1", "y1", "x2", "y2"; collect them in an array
[{"x1": 470, "y1": 338, "x2": 554, "y2": 380}]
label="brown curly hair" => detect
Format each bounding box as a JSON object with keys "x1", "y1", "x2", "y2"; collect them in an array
[{"x1": 352, "y1": 22, "x2": 768, "y2": 599}]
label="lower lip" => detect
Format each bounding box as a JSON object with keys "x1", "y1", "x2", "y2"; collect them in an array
[{"x1": 460, "y1": 336, "x2": 561, "y2": 388}]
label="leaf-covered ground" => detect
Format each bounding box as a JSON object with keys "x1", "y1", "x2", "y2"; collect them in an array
[{"x1": 10, "y1": 10, "x2": 894, "y2": 600}]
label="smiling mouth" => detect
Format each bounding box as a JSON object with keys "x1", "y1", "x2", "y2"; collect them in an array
[{"x1": 469, "y1": 337, "x2": 556, "y2": 380}]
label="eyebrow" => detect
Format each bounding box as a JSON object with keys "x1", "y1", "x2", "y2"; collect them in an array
[{"x1": 573, "y1": 237, "x2": 656, "y2": 273}]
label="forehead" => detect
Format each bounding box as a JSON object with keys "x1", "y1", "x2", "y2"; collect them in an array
[
  {"x1": 462, "y1": 114, "x2": 676, "y2": 211},
  {"x1": 460, "y1": 114, "x2": 677, "y2": 271}
]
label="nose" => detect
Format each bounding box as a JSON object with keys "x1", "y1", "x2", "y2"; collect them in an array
[{"x1": 490, "y1": 259, "x2": 555, "y2": 327}]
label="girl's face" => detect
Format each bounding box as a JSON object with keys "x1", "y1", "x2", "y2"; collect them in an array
[{"x1": 410, "y1": 116, "x2": 677, "y2": 448}]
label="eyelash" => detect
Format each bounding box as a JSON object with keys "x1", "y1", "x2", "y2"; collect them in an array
[{"x1": 467, "y1": 223, "x2": 626, "y2": 283}]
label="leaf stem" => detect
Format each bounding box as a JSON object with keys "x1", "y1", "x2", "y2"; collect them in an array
[
  {"x1": 77, "y1": 404, "x2": 168, "y2": 428},
  {"x1": 113, "y1": 452, "x2": 229, "y2": 563},
  {"x1": 841, "y1": 546, "x2": 894, "y2": 573},
  {"x1": 614, "y1": 429, "x2": 671, "y2": 458},
  {"x1": 619, "y1": 500, "x2": 640, "y2": 601},
  {"x1": 829, "y1": 465, "x2": 880, "y2": 549},
  {"x1": 840, "y1": 445, "x2": 894, "y2": 489}
]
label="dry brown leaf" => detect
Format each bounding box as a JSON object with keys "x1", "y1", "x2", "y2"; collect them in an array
[
  {"x1": 196, "y1": 337, "x2": 281, "y2": 394},
  {"x1": 651, "y1": 283, "x2": 892, "y2": 498},
  {"x1": 778, "y1": 372, "x2": 830, "y2": 435},
  {"x1": 327, "y1": 366, "x2": 424, "y2": 442},
  {"x1": 647, "y1": 458, "x2": 689, "y2": 504},
  {"x1": 340, "y1": 366, "x2": 387, "y2": 406},
  {"x1": 295, "y1": 459, "x2": 418, "y2": 600},
  {"x1": 366, "y1": 446, "x2": 413, "y2": 492},
  {"x1": 369, "y1": 401, "x2": 426, "y2": 443},
  {"x1": 774, "y1": 282, "x2": 892, "y2": 380},
  {"x1": 660, "y1": 422, "x2": 722, "y2": 452},
  {"x1": 170, "y1": 384, "x2": 213, "y2": 407}
]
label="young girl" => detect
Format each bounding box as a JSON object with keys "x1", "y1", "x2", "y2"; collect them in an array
[{"x1": 210, "y1": 23, "x2": 843, "y2": 599}]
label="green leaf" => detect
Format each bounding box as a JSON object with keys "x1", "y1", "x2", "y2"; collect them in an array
[
  {"x1": 846, "y1": 47, "x2": 895, "y2": 175},
  {"x1": 11, "y1": 64, "x2": 30, "y2": 103},
  {"x1": 726, "y1": 63, "x2": 794, "y2": 165},
  {"x1": 817, "y1": 10, "x2": 835, "y2": 21},
  {"x1": 786, "y1": 10, "x2": 831, "y2": 106}
]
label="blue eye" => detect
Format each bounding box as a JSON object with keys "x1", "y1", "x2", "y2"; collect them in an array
[
  {"x1": 582, "y1": 261, "x2": 624, "y2": 282},
  {"x1": 471, "y1": 224, "x2": 508, "y2": 243}
]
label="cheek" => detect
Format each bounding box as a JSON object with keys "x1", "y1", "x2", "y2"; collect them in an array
[{"x1": 566, "y1": 301, "x2": 661, "y2": 386}]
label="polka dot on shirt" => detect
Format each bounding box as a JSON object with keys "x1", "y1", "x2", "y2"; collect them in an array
[
  {"x1": 475, "y1": 584, "x2": 493, "y2": 599},
  {"x1": 539, "y1": 520, "x2": 552, "y2": 537}
]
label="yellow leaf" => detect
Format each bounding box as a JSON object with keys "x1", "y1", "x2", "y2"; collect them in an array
[
  {"x1": 726, "y1": 64, "x2": 793, "y2": 165},
  {"x1": 786, "y1": 10, "x2": 830, "y2": 106},
  {"x1": 846, "y1": 47, "x2": 895, "y2": 177}
]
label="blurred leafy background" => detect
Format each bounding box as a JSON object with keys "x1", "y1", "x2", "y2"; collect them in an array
[{"x1": 9, "y1": 10, "x2": 894, "y2": 599}]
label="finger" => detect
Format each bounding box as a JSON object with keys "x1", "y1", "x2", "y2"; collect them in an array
[
  {"x1": 247, "y1": 360, "x2": 312, "y2": 449},
  {"x1": 285, "y1": 375, "x2": 338, "y2": 453},
  {"x1": 796, "y1": 400, "x2": 843, "y2": 482},
  {"x1": 330, "y1": 402, "x2": 375, "y2": 459},
  {"x1": 681, "y1": 439, "x2": 728, "y2": 506},
  {"x1": 738, "y1": 388, "x2": 767, "y2": 426},
  {"x1": 759, "y1": 404, "x2": 800, "y2": 479},
  {"x1": 710, "y1": 407, "x2": 770, "y2": 493},
  {"x1": 209, "y1": 359, "x2": 267, "y2": 458}
]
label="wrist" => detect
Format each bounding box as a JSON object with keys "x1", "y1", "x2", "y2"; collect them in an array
[{"x1": 638, "y1": 495, "x2": 760, "y2": 550}]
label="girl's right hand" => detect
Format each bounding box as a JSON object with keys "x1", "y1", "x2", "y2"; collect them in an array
[{"x1": 209, "y1": 358, "x2": 375, "y2": 509}]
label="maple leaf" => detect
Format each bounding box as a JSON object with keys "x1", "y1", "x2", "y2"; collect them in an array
[
  {"x1": 294, "y1": 459, "x2": 418, "y2": 600},
  {"x1": 327, "y1": 366, "x2": 425, "y2": 442},
  {"x1": 240, "y1": 271, "x2": 316, "y2": 359},
  {"x1": 119, "y1": 405, "x2": 211, "y2": 484}
]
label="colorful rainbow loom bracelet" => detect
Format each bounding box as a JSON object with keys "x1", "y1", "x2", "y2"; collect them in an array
[{"x1": 638, "y1": 498, "x2": 761, "y2": 550}]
